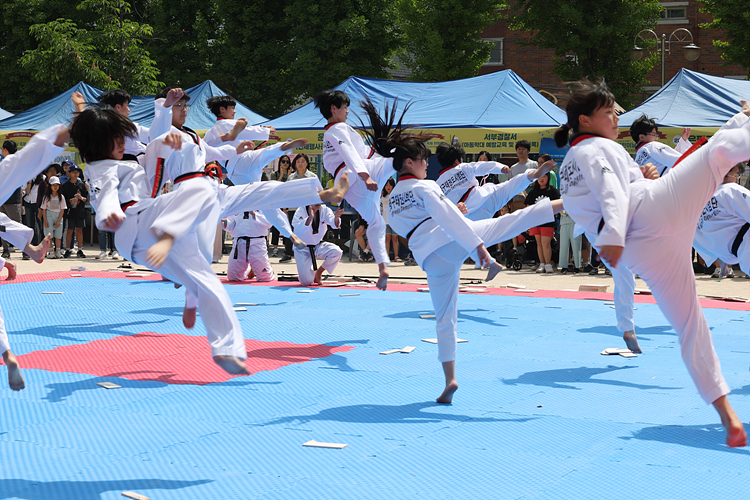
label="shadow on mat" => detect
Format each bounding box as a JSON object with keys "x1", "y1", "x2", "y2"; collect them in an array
[
  {"x1": 577, "y1": 325, "x2": 674, "y2": 341},
  {"x1": 264, "y1": 401, "x2": 534, "y2": 425},
  {"x1": 622, "y1": 424, "x2": 750, "y2": 454},
  {"x1": 502, "y1": 365, "x2": 681, "y2": 391},
  {"x1": 384, "y1": 309, "x2": 509, "y2": 328},
  {"x1": 245, "y1": 339, "x2": 368, "y2": 372},
  {"x1": 11, "y1": 319, "x2": 169, "y2": 343},
  {"x1": 0, "y1": 478, "x2": 212, "y2": 500}
]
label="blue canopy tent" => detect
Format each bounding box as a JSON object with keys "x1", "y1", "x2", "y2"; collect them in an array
[
  {"x1": 182, "y1": 80, "x2": 267, "y2": 131},
  {"x1": 0, "y1": 107, "x2": 12, "y2": 120},
  {"x1": 263, "y1": 70, "x2": 566, "y2": 155},
  {"x1": 616, "y1": 69, "x2": 750, "y2": 154}
]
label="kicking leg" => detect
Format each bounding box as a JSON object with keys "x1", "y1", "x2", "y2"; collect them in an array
[{"x1": 0, "y1": 306, "x2": 24, "y2": 391}]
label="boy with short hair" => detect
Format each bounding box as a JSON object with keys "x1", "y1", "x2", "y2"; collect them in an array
[
  {"x1": 203, "y1": 95, "x2": 276, "y2": 147},
  {"x1": 630, "y1": 114, "x2": 692, "y2": 176}
]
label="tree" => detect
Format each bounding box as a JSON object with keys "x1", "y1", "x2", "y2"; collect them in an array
[
  {"x1": 396, "y1": 0, "x2": 503, "y2": 82},
  {"x1": 700, "y1": 0, "x2": 750, "y2": 76},
  {"x1": 504, "y1": 0, "x2": 663, "y2": 108},
  {"x1": 20, "y1": 0, "x2": 162, "y2": 95}
]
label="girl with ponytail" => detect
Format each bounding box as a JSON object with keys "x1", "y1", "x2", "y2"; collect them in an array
[{"x1": 557, "y1": 79, "x2": 750, "y2": 448}]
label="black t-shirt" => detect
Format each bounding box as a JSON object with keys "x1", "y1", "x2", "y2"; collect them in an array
[
  {"x1": 60, "y1": 179, "x2": 89, "y2": 219},
  {"x1": 524, "y1": 185, "x2": 560, "y2": 228},
  {"x1": 3, "y1": 187, "x2": 22, "y2": 205}
]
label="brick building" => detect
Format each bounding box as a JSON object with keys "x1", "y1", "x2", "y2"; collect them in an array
[{"x1": 479, "y1": 1, "x2": 746, "y2": 106}]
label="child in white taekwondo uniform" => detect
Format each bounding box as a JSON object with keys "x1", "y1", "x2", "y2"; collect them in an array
[
  {"x1": 556, "y1": 79, "x2": 750, "y2": 448},
  {"x1": 0, "y1": 124, "x2": 68, "y2": 390},
  {"x1": 315, "y1": 91, "x2": 396, "y2": 290},
  {"x1": 360, "y1": 104, "x2": 562, "y2": 405},
  {"x1": 96, "y1": 88, "x2": 181, "y2": 163},
  {"x1": 224, "y1": 211, "x2": 275, "y2": 282},
  {"x1": 202, "y1": 95, "x2": 275, "y2": 149},
  {"x1": 292, "y1": 203, "x2": 344, "y2": 286},
  {"x1": 435, "y1": 141, "x2": 557, "y2": 279},
  {"x1": 72, "y1": 105, "x2": 259, "y2": 376},
  {"x1": 631, "y1": 114, "x2": 693, "y2": 177},
  {"x1": 694, "y1": 163, "x2": 750, "y2": 275}
]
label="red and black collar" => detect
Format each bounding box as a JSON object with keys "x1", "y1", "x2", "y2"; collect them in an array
[
  {"x1": 570, "y1": 133, "x2": 606, "y2": 147},
  {"x1": 398, "y1": 173, "x2": 420, "y2": 181},
  {"x1": 439, "y1": 166, "x2": 455, "y2": 176},
  {"x1": 324, "y1": 122, "x2": 342, "y2": 131}
]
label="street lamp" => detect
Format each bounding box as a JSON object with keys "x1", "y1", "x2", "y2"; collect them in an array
[{"x1": 629, "y1": 28, "x2": 700, "y2": 87}]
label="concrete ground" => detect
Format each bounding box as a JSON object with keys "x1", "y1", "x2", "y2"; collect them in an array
[{"x1": 5, "y1": 242, "x2": 748, "y2": 301}]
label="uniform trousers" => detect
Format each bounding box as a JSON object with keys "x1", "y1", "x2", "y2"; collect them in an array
[
  {"x1": 227, "y1": 237, "x2": 274, "y2": 282},
  {"x1": 293, "y1": 241, "x2": 343, "y2": 286}
]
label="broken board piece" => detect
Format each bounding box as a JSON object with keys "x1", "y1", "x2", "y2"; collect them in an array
[
  {"x1": 417, "y1": 287, "x2": 430, "y2": 292},
  {"x1": 419, "y1": 314, "x2": 436, "y2": 319},
  {"x1": 354, "y1": 283, "x2": 377, "y2": 287},
  {"x1": 600, "y1": 348, "x2": 632, "y2": 356},
  {"x1": 579, "y1": 284, "x2": 608, "y2": 292},
  {"x1": 339, "y1": 293, "x2": 360, "y2": 297},
  {"x1": 400, "y1": 346, "x2": 416, "y2": 354},
  {"x1": 125, "y1": 273, "x2": 147, "y2": 277},
  {"x1": 97, "y1": 382, "x2": 121, "y2": 389},
  {"x1": 321, "y1": 282, "x2": 346, "y2": 287},
  {"x1": 122, "y1": 493, "x2": 149, "y2": 500},
  {"x1": 42, "y1": 291, "x2": 64, "y2": 294},
  {"x1": 460, "y1": 287, "x2": 488, "y2": 293},
  {"x1": 505, "y1": 283, "x2": 526, "y2": 289},
  {"x1": 457, "y1": 338, "x2": 468, "y2": 343},
  {"x1": 303, "y1": 440, "x2": 347, "y2": 449},
  {"x1": 634, "y1": 288, "x2": 652, "y2": 295},
  {"x1": 619, "y1": 352, "x2": 638, "y2": 358},
  {"x1": 233, "y1": 307, "x2": 247, "y2": 312},
  {"x1": 235, "y1": 303, "x2": 258, "y2": 306},
  {"x1": 70, "y1": 274, "x2": 82, "y2": 277},
  {"x1": 297, "y1": 290, "x2": 315, "y2": 293},
  {"x1": 604, "y1": 302, "x2": 615, "y2": 305},
  {"x1": 379, "y1": 349, "x2": 402, "y2": 355},
  {"x1": 514, "y1": 289, "x2": 537, "y2": 293}
]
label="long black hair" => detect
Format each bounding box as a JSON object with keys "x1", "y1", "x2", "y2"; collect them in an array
[
  {"x1": 358, "y1": 98, "x2": 432, "y2": 172},
  {"x1": 554, "y1": 79, "x2": 616, "y2": 148},
  {"x1": 69, "y1": 106, "x2": 137, "y2": 162}
]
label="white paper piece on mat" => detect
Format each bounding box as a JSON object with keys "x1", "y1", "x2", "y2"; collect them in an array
[
  {"x1": 417, "y1": 287, "x2": 430, "y2": 292},
  {"x1": 122, "y1": 492, "x2": 149, "y2": 500},
  {"x1": 303, "y1": 440, "x2": 347, "y2": 449},
  {"x1": 339, "y1": 293, "x2": 360, "y2": 297},
  {"x1": 514, "y1": 289, "x2": 537, "y2": 293},
  {"x1": 600, "y1": 348, "x2": 632, "y2": 355},
  {"x1": 460, "y1": 287, "x2": 488, "y2": 293},
  {"x1": 379, "y1": 349, "x2": 402, "y2": 355},
  {"x1": 400, "y1": 346, "x2": 415, "y2": 353},
  {"x1": 235, "y1": 303, "x2": 258, "y2": 306},
  {"x1": 619, "y1": 352, "x2": 638, "y2": 358},
  {"x1": 419, "y1": 314, "x2": 436, "y2": 319},
  {"x1": 422, "y1": 338, "x2": 467, "y2": 344},
  {"x1": 97, "y1": 382, "x2": 121, "y2": 389},
  {"x1": 505, "y1": 283, "x2": 526, "y2": 289},
  {"x1": 233, "y1": 307, "x2": 247, "y2": 312},
  {"x1": 297, "y1": 290, "x2": 315, "y2": 293},
  {"x1": 42, "y1": 291, "x2": 64, "y2": 294}
]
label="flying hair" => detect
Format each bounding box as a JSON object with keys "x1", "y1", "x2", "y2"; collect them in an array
[{"x1": 554, "y1": 79, "x2": 616, "y2": 148}]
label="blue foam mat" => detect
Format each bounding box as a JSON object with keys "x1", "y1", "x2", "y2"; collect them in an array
[{"x1": 2, "y1": 277, "x2": 750, "y2": 499}]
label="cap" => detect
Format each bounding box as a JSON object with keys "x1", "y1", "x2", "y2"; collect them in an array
[{"x1": 49, "y1": 176, "x2": 61, "y2": 185}]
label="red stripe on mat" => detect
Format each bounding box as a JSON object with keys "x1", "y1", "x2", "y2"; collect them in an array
[{"x1": 3, "y1": 271, "x2": 748, "y2": 311}]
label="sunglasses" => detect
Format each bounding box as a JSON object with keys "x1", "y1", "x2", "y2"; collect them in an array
[{"x1": 280, "y1": 160, "x2": 290, "y2": 164}]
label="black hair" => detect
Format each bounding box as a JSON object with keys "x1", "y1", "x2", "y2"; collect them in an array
[
  {"x1": 554, "y1": 79, "x2": 616, "y2": 148},
  {"x1": 538, "y1": 153, "x2": 552, "y2": 164},
  {"x1": 476, "y1": 150, "x2": 492, "y2": 161},
  {"x1": 515, "y1": 140, "x2": 531, "y2": 151},
  {"x1": 45, "y1": 163, "x2": 61, "y2": 176},
  {"x1": 206, "y1": 96, "x2": 236, "y2": 117},
  {"x1": 630, "y1": 114, "x2": 658, "y2": 143},
  {"x1": 381, "y1": 176, "x2": 396, "y2": 197},
  {"x1": 42, "y1": 179, "x2": 63, "y2": 205},
  {"x1": 97, "y1": 89, "x2": 132, "y2": 107},
  {"x1": 358, "y1": 98, "x2": 432, "y2": 173},
  {"x1": 314, "y1": 90, "x2": 350, "y2": 119},
  {"x1": 531, "y1": 172, "x2": 552, "y2": 191},
  {"x1": 291, "y1": 153, "x2": 310, "y2": 173},
  {"x1": 435, "y1": 142, "x2": 465, "y2": 169},
  {"x1": 2, "y1": 140, "x2": 17, "y2": 154},
  {"x1": 278, "y1": 155, "x2": 291, "y2": 168},
  {"x1": 69, "y1": 106, "x2": 137, "y2": 162},
  {"x1": 155, "y1": 86, "x2": 190, "y2": 102},
  {"x1": 738, "y1": 162, "x2": 747, "y2": 176}
]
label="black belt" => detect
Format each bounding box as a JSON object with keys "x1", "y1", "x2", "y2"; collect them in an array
[
  {"x1": 731, "y1": 222, "x2": 750, "y2": 257},
  {"x1": 334, "y1": 162, "x2": 346, "y2": 178},
  {"x1": 458, "y1": 186, "x2": 474, "y2": 204},
  {"x1": 120, "y1": 200, "x2": 137, "y2": 211},
  {"x1": 308, "y1": 245, "x2": 318, "y2": 271},
  {"x1": 233, "y1": 236, "x2": 266, "y2": 260},
  {"x1": 597, "y1": 217, "x2": 605, "y2": 234},
  {"x1": 407, "y1": 217, "x2": 432, "y2": 241},
  {"x1": 122, "y1": 153, "x2": 143, "y2": 162},
  {"x1": 174, "y1": 170, "x2": 207, "y2": 185}
]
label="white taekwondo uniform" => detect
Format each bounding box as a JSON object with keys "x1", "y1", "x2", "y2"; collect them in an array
[
  {"x1": 694, "y1": 182, "x2": 750, "y2": 275},
  {"x1": 388, "y1": 173, "x2": 554, "y2": 363},
  {"x1": 122, "y1": 98, "x2": 174, "y2": 162},
  {"x1": 634, "y1": 136, "x2": 692, "y2": 177},
  {"x1": 203, "y1": 118, "x2": 271, "y2": 149},
  {"x1": 225, "y1": 211, "x2": 274, "y2": 282},
  {"x1": 559, "y1": 111, "x2": 750, "y2": 405},
  {"x1": 322, "y1": 121, "x2": 394, "y2": 265},
  {"x1": 0, "y1": 126, "x2": 65, "y2": 355},
  {"x1": 292, "y1": 205, "x2": 342, "y2": 286}
]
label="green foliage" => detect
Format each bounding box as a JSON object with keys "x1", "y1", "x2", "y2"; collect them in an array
[
  {"x1": 397, "y1": 0, "x2": 503, "y2": 82},
  {"x1": 700, "y1": 0, "x2": 750, "y2": 77},
  {"x1": 505, "y1": 0, "x2": 663, "y2": 108},
  {"x1": 19, "y1": 0, "x2": 162, "y2": 96}
]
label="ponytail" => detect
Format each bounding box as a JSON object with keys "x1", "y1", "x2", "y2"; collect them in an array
[
  {"x1": 554, "y1": 124, "x2": 572, "y2": 148},
  {"x1": 556, "y1": 79, "x2": 615, "y2": 148}
]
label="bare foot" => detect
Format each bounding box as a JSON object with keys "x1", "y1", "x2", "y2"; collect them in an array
[
  {"x1": 376, "y1": 263, "x2": 389, "y2": 290},
  {"x1": 4, "y1": 261, "x2": 16, "y2": 281},
  {"x1": 742, "y1": 99, "x2": 750, "y2": 117},
  {"x1": 146, "y1": 233, "x2": 175, "y2": 269},
  {"x1": 213, "y1": 355, "x2": 251, "y2": 375},
  {"x1": 623, "y1": 330, "x2": 642, "y2": 354},
  {"x1": 314, "y1": 267, "x2": 325, "y2": 285},
  {"x1": 319, "y1": 172, "x2": 349, "y2": 204},
  {"x1": 246, "y1": 270, "x2": 255, "y2": 281},
  {"x1": 291, "y1": 233, "x2": 307, "y2": 251},
  {"x1": 25, "y1": 234, "x2": 51, "y2": 263},
  {"x1": 3, "y1": 351, "x2": 25, "y2": 391},
  {"x1": 485, "y1": 261, "x2": 503, "y2": 282},
  {"x1": 436, "y1": 381, "x2": 458, "y2": 404},
  {"x1": 183, "y1": 306, "x2": 196, "y2": 329},
  {"x1": 281, "y1": 138, "x2": 309, "y2": 151},
  {"x1": 713, "y1": 394, "x2": 747, "y2": 447}
]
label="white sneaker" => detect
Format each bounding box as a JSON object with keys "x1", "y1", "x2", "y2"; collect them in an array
[
  {"x1": 54, "y1": 250, "x2": 62, "y2": 259},
  {"x1": 109, "y1": 251, "x2": 120, "y2": 260},
  {"x1": 545, "y1": 263, "x2": 553, "y2": 273},
  {"x1": 96, "y1": 251, "x2": 108, "y2": 260},
  {"x1": 711, "y1": 267, "x2": 721, "y2": 279},
  {"x1": 535, "y1": 263, "x2": 545, "y2": 273},
  {"x1": 727, "y1": 268, "x2": 735, "y2": 278}
]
